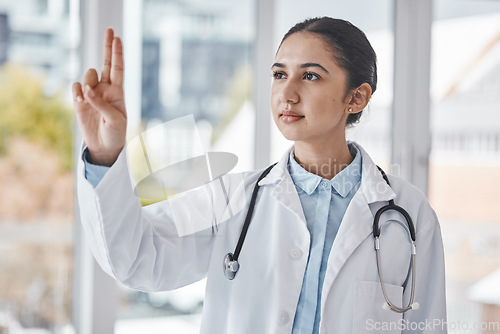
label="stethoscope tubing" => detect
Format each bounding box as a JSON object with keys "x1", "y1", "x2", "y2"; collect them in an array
[
  {"x1": 375, "y1": 237, "x2": 417, "y2": 313},
  {"x1": 223, "y1": 163, "x2": 276, "y2": 280},
  {"x1": 373, "y1": 166, "x2": 418, "y2": 312}
]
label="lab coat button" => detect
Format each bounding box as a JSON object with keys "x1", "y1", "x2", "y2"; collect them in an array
[
  {"x1": 278, "y1": 311, "x2": 290, "y2": 325},
  {"x1": 289, "y1": 247, "x2": 303, "y2": 260}
]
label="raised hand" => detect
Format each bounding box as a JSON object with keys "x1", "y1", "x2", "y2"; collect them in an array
[{"x1": 72, "y1": 28, "x2": 127, "y2": 167}]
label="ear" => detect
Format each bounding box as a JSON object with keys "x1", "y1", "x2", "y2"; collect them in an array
[{"x1": 345, "y1": 83, "x2": 372, "y2": 115}]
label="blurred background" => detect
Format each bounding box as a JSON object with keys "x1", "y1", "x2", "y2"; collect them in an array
[{"x1": 0, "y1": 0, "x2": 499, "y2": 333}]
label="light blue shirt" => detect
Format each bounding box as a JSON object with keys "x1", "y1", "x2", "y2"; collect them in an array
[
  {"x1": 289, "y1": 143, "x2": 362, "y2": 334},
  {"x1": 83, "y1": 148, "x2": 110, "y2": 188}
]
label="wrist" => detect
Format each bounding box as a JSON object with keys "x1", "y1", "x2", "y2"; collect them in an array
[{"x1": 87, "y1": 146, "x2": 123, "y2": 167}]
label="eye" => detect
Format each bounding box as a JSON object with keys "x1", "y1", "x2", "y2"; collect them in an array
[
  {"x1": 272, "y1": 71, "x2": 287, "y2": 80},
  {"x1": 304, "y1": 72, "x2": 320, "y2": 81}
]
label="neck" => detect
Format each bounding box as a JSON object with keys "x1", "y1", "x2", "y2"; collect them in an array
[{"x1": 293, "y1": 139, "x2": 353, "y2": 180}]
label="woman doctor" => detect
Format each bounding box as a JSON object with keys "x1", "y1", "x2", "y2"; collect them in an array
[{"x1": 72, "y1": 17, "x2": 447, "y2": 334}]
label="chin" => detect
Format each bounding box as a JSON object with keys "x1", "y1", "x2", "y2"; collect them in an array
[
  {"x1": 273, "y1": 115, "x2": 304, "y2": 141},
  {"x1": 277, "y1": 127, "x2": 302, "y2": 142}
]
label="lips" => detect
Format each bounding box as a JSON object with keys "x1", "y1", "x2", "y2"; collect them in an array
[
  {"x1": 280, "y1": 110, "x2": 304, "y2": 118},
  {"x1": 279, "y1": 110, "x2": 304, "y2": 123}
]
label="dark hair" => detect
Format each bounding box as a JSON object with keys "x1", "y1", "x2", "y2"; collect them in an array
[{"x1": 279, "y1": 17, "x2": 377, "y2": 126}]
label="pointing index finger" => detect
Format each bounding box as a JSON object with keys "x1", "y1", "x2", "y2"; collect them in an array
[
  {"x1": 110, "y1": 36, "x2": 124, "y2": 87},
  {"x1": 101, "y1": 28, "x2": 114, "y2": 83}
]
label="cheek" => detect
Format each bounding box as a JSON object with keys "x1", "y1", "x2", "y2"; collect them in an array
[
  {"x1": 308, "y1": 97, "x2": 346, "y2": 122},
  {"x1": 270, "y1": 85, "x2": 278, "y2": 103},
  {"x1": 270, "y1": 87, "x2": 282, "y2": 114},
  {"x1": 308, "y1": 92, "x2": 337, "y2": 111}
]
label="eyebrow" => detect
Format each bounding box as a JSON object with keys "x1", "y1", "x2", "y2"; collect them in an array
[{"x1": 271, "y1": 62, "x2": 329, "y2": 74}]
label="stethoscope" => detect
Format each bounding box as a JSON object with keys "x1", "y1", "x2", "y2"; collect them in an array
[{"x1": 223, "y1": 163, "x2": 419, "y2": 314}]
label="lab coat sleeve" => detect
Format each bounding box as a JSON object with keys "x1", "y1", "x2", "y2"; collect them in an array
[
  {"x1": 402, "y1": 204, "x2": 447, "y2": 334},
  {"x1": 76, "y1": 144, "x2": 245, "y2": 292}
]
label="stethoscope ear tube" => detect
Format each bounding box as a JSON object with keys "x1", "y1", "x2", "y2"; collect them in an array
[
  {"x1": 374, "y1": 166, "x2": 416, "y2": 242},
  {"x1": 373, "y1": 203, "x2": 416, "y2": 242}
]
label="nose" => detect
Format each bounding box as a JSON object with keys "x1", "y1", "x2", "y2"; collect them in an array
[{"x1": 279, "y1": 80, "x2": 299, "y2": 104}]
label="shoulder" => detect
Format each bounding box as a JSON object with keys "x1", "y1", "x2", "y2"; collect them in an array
[
  {"x1": 221, "y1": 167, "x2": 271, "y2": 184},
  {"x1": 351, "y1": 142, "x2": 440, "y2": 235},
  {"x1": 386, "y1": 173, "x2": 428, "y2": 204},
  {"x1": 215, "y1": 166, "x2": 274, "y2": 195},
  {"x1": 386, "y1": 173, "x2": 440, "y2": 233}
]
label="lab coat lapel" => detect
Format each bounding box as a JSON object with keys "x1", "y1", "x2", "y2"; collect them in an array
[
  {"x1": 270, "y1": 173, "x2": 307, "y2": 224},
  {"x1": 320, "y1": 143, "x2": 397, "y2": 310},
  {"x1": 259, "y1": 146, "x2": 307, "y2": 225},
  {"x1": 324, "y1": 189, "x2": 373, "y2": 285}
]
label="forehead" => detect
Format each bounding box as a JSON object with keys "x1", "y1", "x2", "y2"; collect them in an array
[{"x1": 275, "y1": 32, "x2": 336, "y2": 66}]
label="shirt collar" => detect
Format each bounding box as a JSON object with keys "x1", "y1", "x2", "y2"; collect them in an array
[
  {"x1": 288, "y1": 152, "x2": 322, "y2": 195},
  {"x1": 288, "y1": 143, "x2": 362, "y2": 197}
]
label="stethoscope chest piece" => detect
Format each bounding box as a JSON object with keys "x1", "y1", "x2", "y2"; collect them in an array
[{"x1": 223, "y1": 253, "x2": 240, "y2": 280}]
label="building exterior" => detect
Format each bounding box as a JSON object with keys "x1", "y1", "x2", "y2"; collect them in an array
[{"x1": 0, "y1": 0, "x2": 78, "y2": 94}]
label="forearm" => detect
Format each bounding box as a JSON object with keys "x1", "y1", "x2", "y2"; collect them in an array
[{"x1": 77, "y1": 143, "x2": 220, "y2": 291}]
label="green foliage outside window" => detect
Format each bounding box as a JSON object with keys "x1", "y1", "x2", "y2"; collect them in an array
[{"x1": 0, "y1": 64, "x2": 74, "y2": 171}]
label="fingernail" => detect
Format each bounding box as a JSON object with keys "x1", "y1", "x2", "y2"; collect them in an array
[{"x1": 76, "y1": 96, "x2": 83, "y2": 102}]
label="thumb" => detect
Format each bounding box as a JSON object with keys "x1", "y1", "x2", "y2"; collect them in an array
[{"x1": 84, "y1": 85, "x2": 122, "y2": 121}]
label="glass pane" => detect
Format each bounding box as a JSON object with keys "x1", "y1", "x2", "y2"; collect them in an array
[
  {"x1": 0, "y1": 0, "x2": 77, "y2": 332},
  {"x1": 272, "y1": 0, "x2": 394, "y2": 168},
  {"x1": 430, "y1": 1, "x2": 500, "y2": 332},
  {"x1": 116, "y1": 0, "x2": 255, "y2": 332}
]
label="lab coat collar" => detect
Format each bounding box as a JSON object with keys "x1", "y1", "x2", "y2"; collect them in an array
[
  {"x1": 258, "y1": 141, "x2": 396, "y2": 205},
  {"x1": 258, "y1": 145, "x2": 307, "y2": 224},
  {"x1": 354, "y1": 142, "x2": 397, "y2": 204},
  {"x1": 257, "y1": 145, "x2": 292, "y2": 188}
]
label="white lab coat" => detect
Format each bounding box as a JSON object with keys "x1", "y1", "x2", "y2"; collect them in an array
[{"x1": 77, "y1": 142, "x2": 447, "y2": 334}]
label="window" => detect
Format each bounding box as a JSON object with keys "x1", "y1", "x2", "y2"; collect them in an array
[
  {"x1": 0, "y1": 0, "x2": 76, "y2": 332},
  {"x1": 430, "y1": 0, "x2": 500, "y2": 330},
  {"x1": 115, "y1": 1, "x2": 256, "y2": 332},
  {"x1": 69, "y1": 1, "x2": 500, "y2": 332}
]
